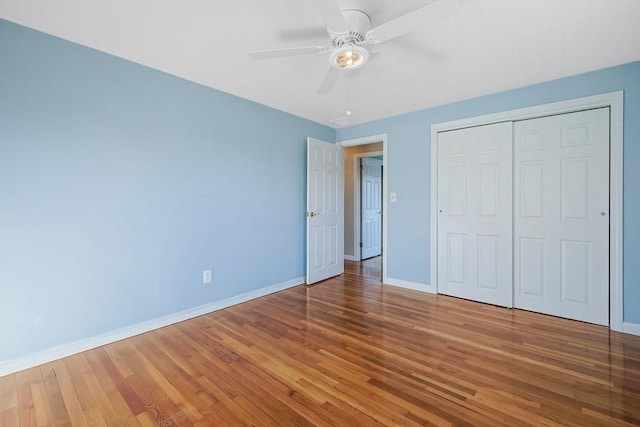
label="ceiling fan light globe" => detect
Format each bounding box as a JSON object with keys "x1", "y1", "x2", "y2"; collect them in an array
[{"x1": 330, "y1": 45, "x2": 369, "y2": 70}]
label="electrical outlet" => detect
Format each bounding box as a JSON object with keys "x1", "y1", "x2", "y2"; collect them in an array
[{"x1": 203, "y1": 269, "x2": 212, "y2": 284}]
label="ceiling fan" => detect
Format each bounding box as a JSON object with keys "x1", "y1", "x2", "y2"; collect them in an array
[{"x1": 249, "y1": 0, "x2": 457, "y2": 95}]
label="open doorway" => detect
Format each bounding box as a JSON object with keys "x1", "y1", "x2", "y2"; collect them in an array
[
  {"x1": 343, "y1": 143, "x2": 382, "y2": 261},
  {"x1": 340, "y1": 135, "x2": 386, "y2": 283}
]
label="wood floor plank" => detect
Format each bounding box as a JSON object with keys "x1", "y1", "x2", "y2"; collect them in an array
[
  {"x1": 74, "y1": 352, "x2": 122, "y2": 425},
  {"x1": 27, "y1": 363, "x2": 53, "y2": 426},
  {"x1": 131, "y1": 335, "x2": 205, "y2": 425},
  {"x1": 230, "y1": 358, "x2": 345, "y2": 426},
  {"x1": 1, "y1": 374, "x2": 18, "y2": 427},
  {"x1": 110, "y1": 341, "x2": 183, "y2": 426},
  {"x1": 83, "y1": 350, "x2": 142, "y2": 427},
  {"x1": 39, "y1": 362, "x2": 72, "y2": 426},
  {"x1": 1, "y1": 257, "x2": 639, "y2": 426},
  {"x1": 92, "y1": 348, "x2": 146, "y2": 418},
  {"x1": 14, "y1": 370, "x2": 36, "y2": 427},
  {"x1": 51, "y1": 359, "x2": 90, "y2": 427}
]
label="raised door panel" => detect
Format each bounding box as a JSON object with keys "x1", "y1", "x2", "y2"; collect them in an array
[
  {"x1": 518, "y1": 237, "x2": 545, "y2": 297},
  {"x1": 477, "y1": 235, "x2": 498, "y2": 289},
  {"x1": 560, "y1": 240, "x2": 590, "y2": 304},
  {"x1": 478, "y1": 165, "x2": 499, "y2": 217},
  {"x1": 448, "y1": 167, "x2": 467, "y2": 216},
  {"x1": 446, "y1": 233, "x2": 466, "y2": 285},
  {"x1": 519, "y1": 162, "x2": 545, "y2": 218},
  {"x1": 560, "y1": 158, "x2": 589, "y2": 220}
]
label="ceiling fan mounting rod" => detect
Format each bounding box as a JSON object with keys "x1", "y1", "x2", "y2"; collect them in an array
[{"x1": 328, "y1": 9, "x2": 371, "y2": 47}]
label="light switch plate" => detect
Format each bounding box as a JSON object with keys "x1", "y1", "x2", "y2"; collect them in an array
[
  {"x1": 390, "y1": 192, "x2": 397, "y2": 202},
  {"x1": 203, "y1": 269, "x2": 212, "y2": 284}
]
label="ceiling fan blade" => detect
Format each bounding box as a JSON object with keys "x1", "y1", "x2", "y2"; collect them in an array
[
  {"x1": 368, "y1": 0, "x2": 458, "y2": 44},
  {"x1": 277, "y1": 27, "x2": 328, "y2": 42},
  {"x1": 317, "y1": 66, "x2": 342, "y2": 95},
  {"x1": 249, "y1": 46, "x2": 327, "y2": 60},
  {"x1": 311, "y1": 0, "x2": 348, "y2": 32}
]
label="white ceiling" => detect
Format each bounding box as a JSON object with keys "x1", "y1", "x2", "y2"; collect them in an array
[{"x1": 1, "y1": 0, "x2": 639, "y2": 128}]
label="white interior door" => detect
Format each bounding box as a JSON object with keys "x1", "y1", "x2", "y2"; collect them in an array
[
  {"x1": 437, "y1": 122, "x2": 513, "y2": 307},
  {"x1": 361, "y1": 157, "x2": 383, "y2": 260},
  {"x1": 514, "y1": 108, "x2": 610, "y2": 325},
  {"x1": 306, "y1": 137, "x2": 344, "y2": 285}
]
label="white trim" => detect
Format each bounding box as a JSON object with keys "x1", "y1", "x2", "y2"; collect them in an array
[
  {"x1": 622, "y1": 322, "x2": 640, "y2": 337},
  {"x1": 0, "y1": 277, "x2": 304, "y2": 377},
  {"x1": 430, "y1": 126, "x2": 439, "y2": 301},
  {"x1": 430, "y1": 91, "x2": 624, "y2": 332},
  {"x1": 340, "y1": 133, "x2": 387, "y2": 148},
  {"x1": 384, "y1": 278, "x2": 435, "y2": 294},
  {"x1": 339, "y1": 134, "x2": 388, "y2": 281},
  {"x1": 609, "y1": 93, "x2": 624, "y2": 332},
  {"x1": 353, "y1": 151, "x2": 383, "y2": 260},
  {"x1": 344, "y1": 254, "x2": 358, "y2": 261}
]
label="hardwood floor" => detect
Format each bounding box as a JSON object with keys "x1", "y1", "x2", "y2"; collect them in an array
[{"x1": 2, "y1": 257, "x2": 639, "y2": 426}]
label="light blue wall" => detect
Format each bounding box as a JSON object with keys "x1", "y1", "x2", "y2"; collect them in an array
[
  {"x1": 337, "y1": 62, "x2": 640, "y2": 325},
  {"x1": 1, "y1": 18, "x2": 638, "y2": 368},
  {"x1": 0, "y1": 19, "x2": 335, "y2": 363}
]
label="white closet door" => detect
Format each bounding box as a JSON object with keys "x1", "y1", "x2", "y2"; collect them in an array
[
  {"x1": 437, "y1": 122, "x2": 513, "y2": 307},
  {"x1": 514, "y1": 108, "x2": 610, "y2": 325}
]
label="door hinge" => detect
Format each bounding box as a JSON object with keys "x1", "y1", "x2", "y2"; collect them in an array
[
  {"x1": 360, "y1": 164, "x2": 364, "y2": 171},
  {"x1": 359, "y1": 242, "x2": 363, "y2": 248}
]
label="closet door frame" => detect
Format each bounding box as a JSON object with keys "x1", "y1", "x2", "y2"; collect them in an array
[{"x1": 430, "y1": 91, "x2": 624, "y2": 332}]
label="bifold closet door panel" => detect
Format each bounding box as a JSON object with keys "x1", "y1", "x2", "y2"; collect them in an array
[
  {"x1": 513, "y1": 108, "x2": 610, "y2": 326},
  {"x1": 437, "y1": 122, "x2": 513, "y2": 307}
]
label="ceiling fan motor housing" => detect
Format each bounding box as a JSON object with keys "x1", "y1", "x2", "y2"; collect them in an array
[{"x1": 329, "y1": 9, "x2": 371, "y2": 47}]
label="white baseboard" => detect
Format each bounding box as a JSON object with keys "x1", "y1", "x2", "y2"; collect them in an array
[
  {"x1": 384, "y1": 277, "x2": 435, "y2": 294},
  {"x1": 344, "y1": 254, "x2": 357, "y2": 261},
  {"x1": 622, "y1": 321, "x2": 640, "y2": 336},
  {"x1": 0, "y1": 277, "x2": 304, "y2": 377}
]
